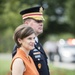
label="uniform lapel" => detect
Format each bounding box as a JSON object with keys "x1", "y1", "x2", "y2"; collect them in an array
[{"x1": 35, "y1": 41, "x2": 46, "y2": 54}]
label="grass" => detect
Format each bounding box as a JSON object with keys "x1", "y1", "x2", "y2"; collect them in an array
[
  {"x1": 49, "y1": 63, "x2": 75, "y2": 75},
  {"x1": 0, "y1": 59, "x2": 75, "y2": 75},
  {"x1": 0, "y1": 59, "x2": 11, "y2": 75}
]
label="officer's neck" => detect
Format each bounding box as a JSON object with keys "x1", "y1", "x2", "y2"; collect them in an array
[{"x1": 35, "y1": 37, "x2": 38, "y2": 43}]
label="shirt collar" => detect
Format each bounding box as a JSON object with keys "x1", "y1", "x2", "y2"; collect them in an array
[{"x1": 35, "y1": 37, "x2": 38, "y2": 43}]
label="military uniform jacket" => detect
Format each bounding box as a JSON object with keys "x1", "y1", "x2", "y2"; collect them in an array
[{"x1": 29, "y1": 41, "x2": 50, "y2": 75}]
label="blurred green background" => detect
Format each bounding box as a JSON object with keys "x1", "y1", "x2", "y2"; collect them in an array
[
  {"x1": 0, "y1": 0, "x2": 75, "y2": 75},
  {"x1": 0, "y1": 0, "x2": 75, "y2": 53}
]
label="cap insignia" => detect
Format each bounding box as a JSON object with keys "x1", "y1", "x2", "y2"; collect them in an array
[{"x1": 39, "y1": 7, "x2": 43, "y2": 13}]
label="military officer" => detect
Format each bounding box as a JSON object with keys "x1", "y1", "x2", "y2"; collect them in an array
[{"x1": 12, "y1": 6, "x2": 50, "y2": 75}]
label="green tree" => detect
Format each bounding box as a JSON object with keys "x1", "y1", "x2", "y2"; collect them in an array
[
  {"x1": 0, "y1": 0, "x2": 75, "y2": 52},
  {"x1": 65, "y1": 0, "x2": 75, "y2": 36}
]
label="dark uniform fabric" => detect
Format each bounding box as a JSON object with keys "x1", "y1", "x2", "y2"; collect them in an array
[
  {"x1": 29, "y1": 41, "x2": 50, "y2": 75},
  {"x1": 12, "y1": 42, "x2": 50, "y2": 75},
  {"x1": 12, "y1": 44, "x2": 18, "y2": 57}
]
